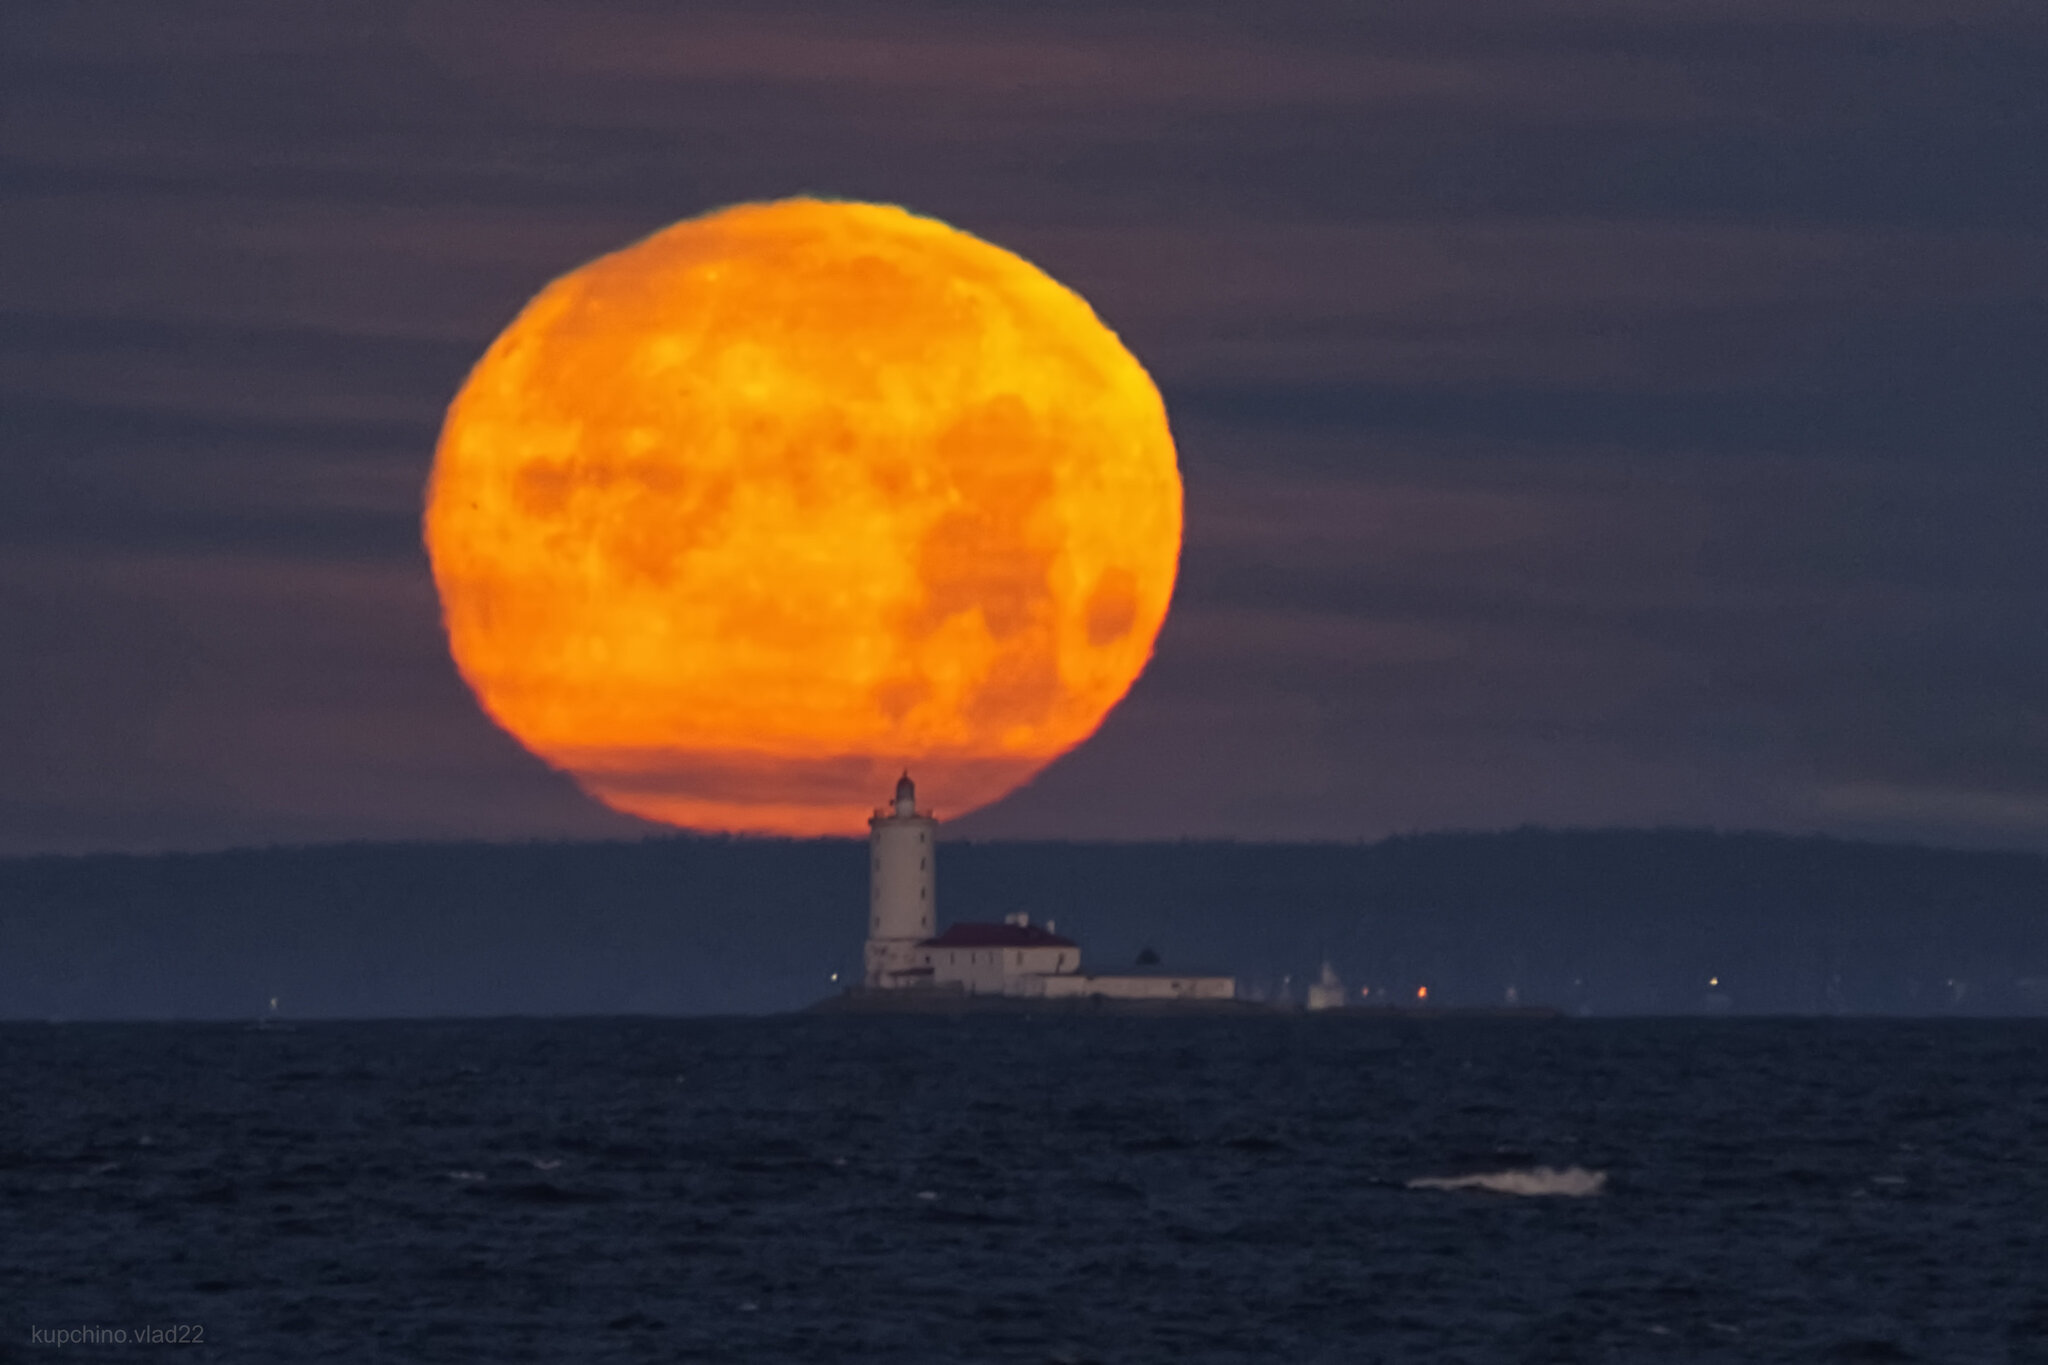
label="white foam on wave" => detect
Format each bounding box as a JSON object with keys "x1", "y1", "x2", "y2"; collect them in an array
[{"x1": 1406, "y1": 1165, "x2": 1607, "y2": 1197}]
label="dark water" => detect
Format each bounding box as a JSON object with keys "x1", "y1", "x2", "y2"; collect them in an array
[{"x1": 3, "y1": 1018, "x2": 2044, "y2": 1363}]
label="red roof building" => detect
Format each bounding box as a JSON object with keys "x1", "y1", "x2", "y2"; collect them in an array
[{"x1": 919, "y1": 921, "x2": 1077, "y2": 951}]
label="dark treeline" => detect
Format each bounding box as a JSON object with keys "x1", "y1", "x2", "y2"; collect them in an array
[{"x1": 1, "y1": 829, "x2": 2045, "y2": 1018}]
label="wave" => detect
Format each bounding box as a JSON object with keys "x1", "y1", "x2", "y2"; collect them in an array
[{"x1": 1406, "y1": 1166, "x2": 1607, "y2": 1197}]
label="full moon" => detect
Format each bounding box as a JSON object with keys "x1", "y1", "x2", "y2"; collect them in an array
[{"x1": 425, "y1": 198, "x2": 1181, "y2": 835}]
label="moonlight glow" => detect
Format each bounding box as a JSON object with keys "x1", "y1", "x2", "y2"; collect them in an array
[{"x1": 425, "y1": 198, "x2": 1182, "y2": 834}]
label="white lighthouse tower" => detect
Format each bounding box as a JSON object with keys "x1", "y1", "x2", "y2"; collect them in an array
[{"x1": 865, "y1": 772, "x2": 936, "y2": 988}]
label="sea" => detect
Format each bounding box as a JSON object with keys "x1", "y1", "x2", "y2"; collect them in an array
[{"x1": 3, "y1": 1016, "x2": 2044, "y2": 1363}]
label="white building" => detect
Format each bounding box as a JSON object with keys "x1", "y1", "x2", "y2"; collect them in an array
[
  {"x1": 915, "y1": 913, "x2": 1081, "y2": 994},
  {"x1": 862, "y1": 774, "x2": 1235, "y2": 1003},
  {"x1": 1306, "y1": 961, "x2": 1347, "y2": 1011}
]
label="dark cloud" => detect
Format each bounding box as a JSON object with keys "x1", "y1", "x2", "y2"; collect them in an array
[
  {"x1": 0, "y1": 547, "x2": 650, "y2": 851},
  {"x1": 3, "y1": 0, "x2": 2047, "y2": 851},
  {"x1": 1170, "y1": 375, "x2": 2034, "y2": 461},
  {"x1": 1062, "y1": 111, "x2": 2048, "y2": 230}
]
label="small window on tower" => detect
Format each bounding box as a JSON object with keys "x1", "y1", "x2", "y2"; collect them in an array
[{"x1": 920, "y1": 858, "x2": 925, "y2": 870}]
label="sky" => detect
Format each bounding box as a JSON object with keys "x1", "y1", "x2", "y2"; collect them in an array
[{"x1": 3, "y1": 0, "x2": 2046, "y2": 854}]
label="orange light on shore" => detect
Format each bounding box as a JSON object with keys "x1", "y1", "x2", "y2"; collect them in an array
[
  {"x1": 1416, "y1": 985, "x2": 1429, "y2": 1001},
  {"x1": 426, "y1": 199, "x2": 1182, "y2": 834}
]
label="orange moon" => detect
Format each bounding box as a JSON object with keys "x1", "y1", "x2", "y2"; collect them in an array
[{"x1": 424, "y1": 199, "x2": 1181, "y2": 835}]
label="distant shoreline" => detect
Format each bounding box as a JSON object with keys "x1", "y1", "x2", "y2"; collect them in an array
[
  {"x1": 806, "y1": 991, "x2": 1564, "y2": 1019},
  {"x1": 7, "y1": 829, "x2": 2044, "y2": 1017}
]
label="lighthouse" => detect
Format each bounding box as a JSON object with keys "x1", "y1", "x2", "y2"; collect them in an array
[
  {"x1": 865, "y1": 772, "x2": 936, "y2": 987},
  {"x1": 842, "y1": 773, "x2": 1235, "y2": 1004}
]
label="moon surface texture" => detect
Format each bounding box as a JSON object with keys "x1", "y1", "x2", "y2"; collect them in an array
[{"x1": 425, "y1": 199, "x2": 1182, "y2": 835}]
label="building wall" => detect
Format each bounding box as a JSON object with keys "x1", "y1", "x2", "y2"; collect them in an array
[
  {"x1": 1041, "y1": 973, "x2": 1236, "y2": 1001},
  {"x1": 865, "y1": 813, "x2": 935, "y2": 986},
  {"x1": 923, "y1": 943, "x2": 1080, "y2": 994}
]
